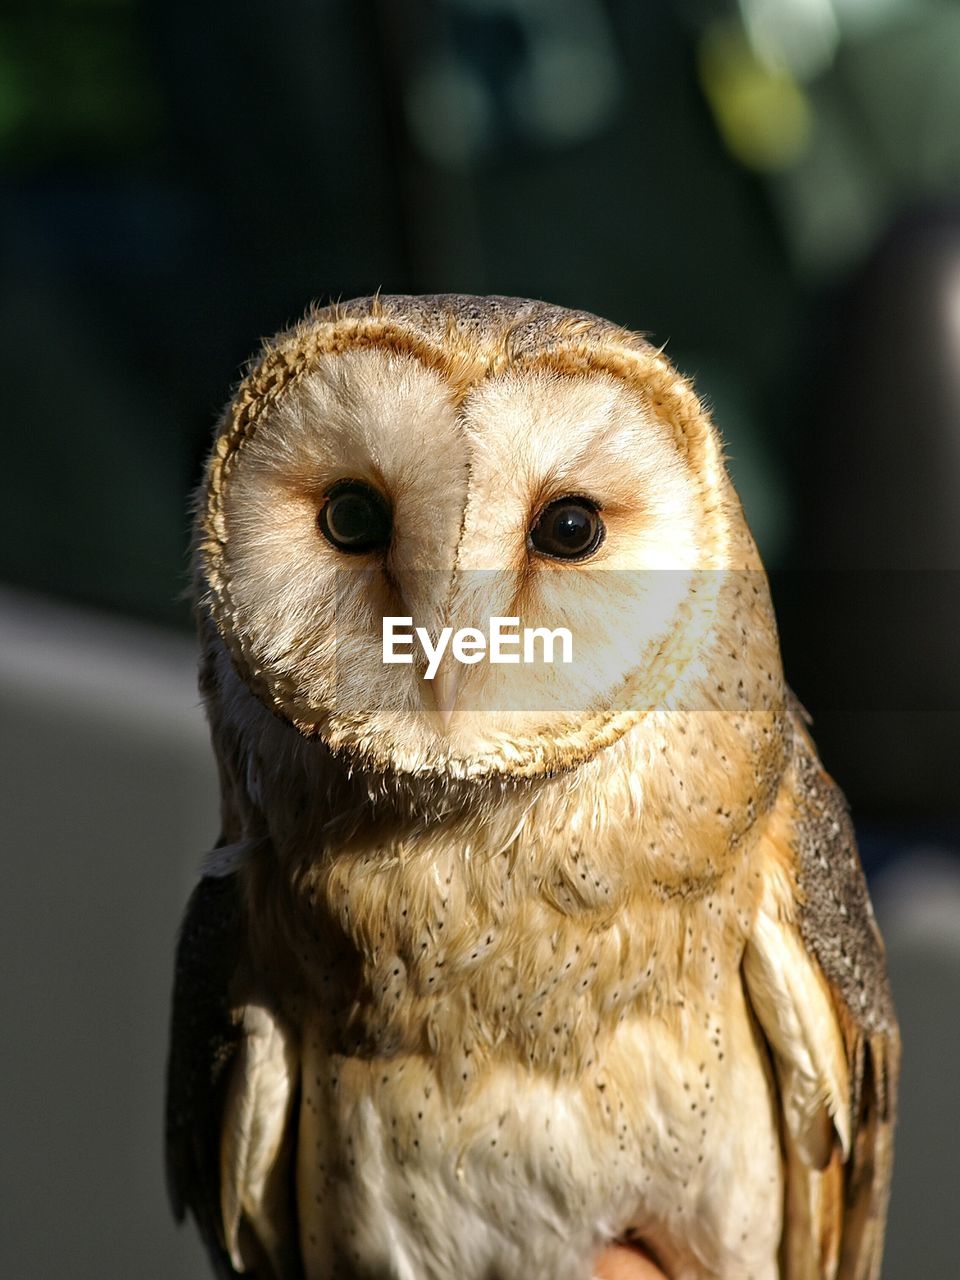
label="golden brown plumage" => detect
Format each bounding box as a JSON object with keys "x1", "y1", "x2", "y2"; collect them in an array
[{"x1": 166, "y1": 294, "x2": 898, "y2": 1280}]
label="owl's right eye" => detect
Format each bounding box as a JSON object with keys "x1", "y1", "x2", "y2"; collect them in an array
[{"x1": 318, "y1": 480, "x2": 392, "y2": 553}]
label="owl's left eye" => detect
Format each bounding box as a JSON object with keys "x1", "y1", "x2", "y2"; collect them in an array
[
  {"x1": 318, "y1": 480, "x2": 392, "y2": 553},
  {"x1": 529, "y1": 496, "x2": 604, "y2": 561}
]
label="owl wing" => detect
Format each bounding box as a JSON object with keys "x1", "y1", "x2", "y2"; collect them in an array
[
  {"x1": 743, "y1": 702, "x2": 899, "y2": 1280},
  {"x1": 165, "y1": 862, "x2": 301, "y2": 1279}
]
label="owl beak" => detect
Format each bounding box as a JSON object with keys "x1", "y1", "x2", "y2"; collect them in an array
[{"x1": 431, "y1": 660, "x2": 461, "y2": 733}]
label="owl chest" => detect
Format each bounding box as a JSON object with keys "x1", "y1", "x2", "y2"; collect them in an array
[{"x1": 290, "y1": 947, "x2": 783, "y2": 1280}]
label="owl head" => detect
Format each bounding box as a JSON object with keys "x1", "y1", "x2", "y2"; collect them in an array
[{"x1": 197, "y1": 294, "x2": 782, "y2": 782}]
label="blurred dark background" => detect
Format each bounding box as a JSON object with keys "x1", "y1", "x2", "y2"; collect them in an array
[{"x1": 1, "y1": 2, "x2": 959, "y2": 1277}]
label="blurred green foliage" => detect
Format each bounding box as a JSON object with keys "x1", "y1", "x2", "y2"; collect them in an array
[{"x1": 0, "y1": 0, "x2": 161, "y2": 170}]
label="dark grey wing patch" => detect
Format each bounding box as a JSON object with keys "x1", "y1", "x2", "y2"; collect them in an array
[
  {"x1": 165, "y1": 872, "x2": 245, "y2": 1278},
  {"x1": 789, "y1": 708, "x2": 897, "y2": 1060},
  {"x1": 788, "y1": 702, "x2": 900, "y2": 1280}
]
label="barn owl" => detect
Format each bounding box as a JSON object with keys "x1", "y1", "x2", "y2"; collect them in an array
[{"x1": 165, "y1": 294, "x2": 898, "y2": 1280}]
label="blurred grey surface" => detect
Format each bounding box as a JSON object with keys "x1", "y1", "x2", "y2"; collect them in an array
[
  {"x1": 0, "y1": 588, "x2": 957, "y2": 1279},
  {"x1": 874, "y1": 857, "x2": 960, "y2": 1280},
  {"x1": 0, "y1": 588, "x2": 214, "y2": 1280}
]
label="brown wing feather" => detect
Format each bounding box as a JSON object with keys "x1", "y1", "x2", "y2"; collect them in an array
[
  {"x1": 173, "y1": 616, "x2": 307, "y2": 1278},
  {"x1": 165, "y1": 871, "x2": 247, "y2": 1279},
  {"x1": 782, "y1": 701, "x2": 899, "y2": 1280}
]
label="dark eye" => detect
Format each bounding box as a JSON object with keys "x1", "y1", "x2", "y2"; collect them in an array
[
  {"x1": 318, "y1": 480, "x2": 391, "y2": 553},
  {"x1": 529, "y1": 496, "x2": 604, "y2": 561}
]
